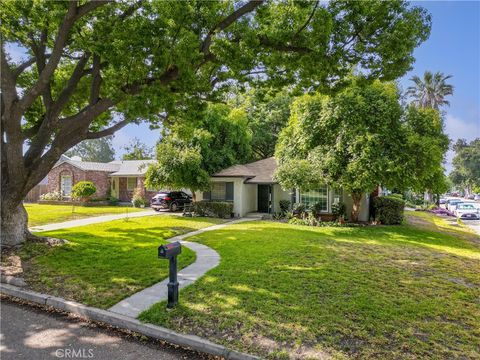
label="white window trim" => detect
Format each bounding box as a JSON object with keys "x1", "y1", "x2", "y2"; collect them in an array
[
  {"x1": 60, "y1": 175, "x2": 72, "y2": 197},
  {"x1": 299, "y1": 187, "x2": 329, "y2": 213}
]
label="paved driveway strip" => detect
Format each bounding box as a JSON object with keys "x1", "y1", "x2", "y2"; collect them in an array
[
  {"x1": 29, "y1": 209, "x2": 174, "y2": 232},
  {"x1": 109, "y1": 218, "x2": 258, "y2": 318}
]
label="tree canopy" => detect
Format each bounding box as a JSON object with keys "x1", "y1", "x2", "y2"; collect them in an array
[
  {"x1": 65, "y1": 136, "x2": 115, "y2": 162},
  {"x1": 1, "y1": 0, "x2": 431, "y2": 245},
  {"x1": 232, "y1": 87, "x2": 292, "y2": 160},
  {"x1": 406, "y1": 71, "x2": 454, "y2": 110},
  {"x1": 275, "y1": 80, "x2": 449, "y2": 221},
  {"x1": 146, "y1": 103, "x2": 251, "y2": 196},
  {"x1": 449, "y1": 139, "x2": 480, "y2": 194},
  {"x1": 122, "y1": 138, "x2": 154, "y2": 160}
]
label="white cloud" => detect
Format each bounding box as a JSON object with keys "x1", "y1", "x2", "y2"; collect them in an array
[{"x1": 444, "y1": 113, "x2": 479, "y2": 143}]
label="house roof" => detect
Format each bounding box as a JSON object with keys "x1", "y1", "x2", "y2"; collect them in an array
[
  {"x1": 108, "y1": 160, "x2": 157, "y2": 176},
  {"x1": 213, "y1": 157, "x2": 278, "y2": 184},
  {"x1": 53, "y1": 156, "x2": 157, "y2": 176}
]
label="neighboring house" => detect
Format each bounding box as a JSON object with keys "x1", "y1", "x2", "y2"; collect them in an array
[
  {"x1": 195, "y1": 157, "x2": 370, "y2": 221},
  {"x1": 47, "y1": 156, "x2": 157, "y2": 202}
]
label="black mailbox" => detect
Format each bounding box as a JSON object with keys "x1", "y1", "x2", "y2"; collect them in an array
[
  {"x1": 158, "y1": 241, "x2": 182, "y2": 308},
  {"x1": 158, "y1": 242, "x2": 182, "y2": 258}
]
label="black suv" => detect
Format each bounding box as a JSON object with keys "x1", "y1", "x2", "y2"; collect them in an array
[{"x1": 151, "y1": 191, "x2": 192, "y2": 212}]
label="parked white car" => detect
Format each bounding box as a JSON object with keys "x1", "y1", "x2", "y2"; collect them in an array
[
  {"x1": 454, "y1": 203, "x2": 480, "y2": 220},
  {"x1": 446, "y1": 199, "x2": 463, "y2": 211}
]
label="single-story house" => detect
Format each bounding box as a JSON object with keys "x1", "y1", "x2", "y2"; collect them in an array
[
  {"x1": 47, "y1": 156, "x2": 157, "y2": 202},
  {"x1": 195, "y1": 157, "x2": 370, "y2": 221}
]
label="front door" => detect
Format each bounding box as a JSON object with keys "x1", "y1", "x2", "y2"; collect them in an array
[{"x1": 258, "y1": 185, "x2": 271, "y2": 213}]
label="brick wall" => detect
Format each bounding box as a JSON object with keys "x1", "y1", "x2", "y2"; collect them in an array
[
  {"x1": 117, "y1": 176, "x2": 156, "y2": 202},
  {"x1": 47, "y1": 163, "x2": 86, "y2": 194},
  {"x1": 85, "y1": 171, "x2": 110, "y2": 198},
  {"x1": 46, "y1": 163, "x2": 110, "y2": 198}
]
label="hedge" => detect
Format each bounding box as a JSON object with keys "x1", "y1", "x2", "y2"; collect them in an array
[
  {"x1": 193, "y1": 201, "x2": 233, "y2": 218},
  {"x1": 373, "y1": 196, "x2": 405, "y2": 225}
]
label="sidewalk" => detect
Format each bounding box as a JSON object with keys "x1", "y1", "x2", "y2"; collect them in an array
[
  {"x1": 109, "y1": 218, "x2": 257, "y2": 318},
  {"x1": 29, "y1": 209, "x2": 170, "y2": 232}
]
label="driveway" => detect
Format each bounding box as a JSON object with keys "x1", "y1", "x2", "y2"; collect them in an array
[{"x1": 0, "y1": 298, "x2": 210, "y2": 360}]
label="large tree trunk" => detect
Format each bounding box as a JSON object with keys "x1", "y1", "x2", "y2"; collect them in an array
[
  {"x1": 351, "y1": 192, "x2": 363, "y2": 223},
  {"x1": 1, "y1": 200, "x2": 31, "y2": 247}
]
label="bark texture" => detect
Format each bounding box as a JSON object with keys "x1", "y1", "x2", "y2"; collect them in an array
[
  {"x1": 351, "y1": 192, "x2": 363, "y2": 223},
  {"x1": 1, "y1": 202, "x2": 30, "y2": 248}
]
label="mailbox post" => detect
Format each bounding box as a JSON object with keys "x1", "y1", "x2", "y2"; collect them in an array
[{"x1": 158, "y1": 241, "x2": 182, "y2": 308}]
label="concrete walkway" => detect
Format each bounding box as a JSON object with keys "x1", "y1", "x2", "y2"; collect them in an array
[
  {"x1": 29, "y1": 209, "x2": 170, "y2": 232},
  {"x1": 109, "y1": 217, "x2": 258, "y2": 318}
]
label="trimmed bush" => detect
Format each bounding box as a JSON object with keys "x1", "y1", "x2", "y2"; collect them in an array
[
  {"x1": 373, "y1": 196, "x2": 405, "y2": 225},
  {"x1": 193, "y1": 201, "x2": 233, "y2": 218},
  {"x1": 71, "y1": 181, "x2": 96, "y2": 201}
]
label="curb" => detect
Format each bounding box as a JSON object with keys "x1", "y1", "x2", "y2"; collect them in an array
[{"x1": 0, "y1": 283, "x2": 261, "y2": 360}]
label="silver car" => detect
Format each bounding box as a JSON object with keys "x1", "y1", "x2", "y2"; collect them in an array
[{"x1": 455, "y1": 203, "x2": 480, "y2": 220}]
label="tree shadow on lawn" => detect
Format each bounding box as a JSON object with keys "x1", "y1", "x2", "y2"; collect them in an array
[
  {"x1": 140, "y1": 222, "x2": 480, "y2": 359},
  {"x1": 20, "y1": 225, "x2": 199, "y2": 308}
]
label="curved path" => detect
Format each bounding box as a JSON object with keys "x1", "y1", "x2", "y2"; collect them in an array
[{"x1": 108, "y1": 217, "x2": 259, "y2": 318}]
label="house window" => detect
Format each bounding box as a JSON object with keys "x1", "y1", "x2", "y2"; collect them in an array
[
  {"x1": 203, "y1": 182, "x2": 234, "y2": 201},
  {"x1": 332, "y1": 188, "x2": 343, "y2": 205},
  {"x1": 127, "y1": 177, "x2": 137, "y2": 191},
  {"x1": 211, "y1": 182, "x2": 226, "y2": 200},
  {"x1": 60, "y1": 175, "x2": 72, "y2": 196},
  {"x1": 300, "y1": 186, "x2": 328, "y2": 211}
]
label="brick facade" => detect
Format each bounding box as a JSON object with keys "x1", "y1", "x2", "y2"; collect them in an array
[
  {"x1": 117, "y1": 176, "x2": 156, "y2": 202},
  {"x1": 47, "y1": 163, "x2": 110, "y2": 198},
  {"x1": 46, "y1": 162, "x2": 157, "y2": 202}
]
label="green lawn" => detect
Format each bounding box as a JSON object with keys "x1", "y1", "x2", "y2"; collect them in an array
[
  {"x1": 25, "y1": 203, "x2": 144, "y2": 226},
  {"x1": 18, "y1": 216, "x2": 225, "y2": 308},
  {"x1": 140, "y1": 213, "x2": 480, "y2": 359}
]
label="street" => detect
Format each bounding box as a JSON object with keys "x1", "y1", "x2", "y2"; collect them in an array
[{"x1": 0, "y1": 298, "x2": 207, "y2": 360}]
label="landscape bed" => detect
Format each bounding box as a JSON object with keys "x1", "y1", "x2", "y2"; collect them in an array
[
  {"x1": 140, "y1": 212, "x2": 480, "y2": 359},
  {"x1": 14, "y1": 216, "x2": 225, "y2": 308}
]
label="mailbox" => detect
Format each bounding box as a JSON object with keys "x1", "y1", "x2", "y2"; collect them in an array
[
  {"x1": 158, "y1": 241, "x2": 182, "y2": 308},
  {"x1": 158, "y1": 242, "x2": 182, "y2": 258}
]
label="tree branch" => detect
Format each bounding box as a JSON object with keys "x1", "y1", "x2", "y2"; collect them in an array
[
  {"x1": 51, "y1": 53, "x2": 91, "y2": 117},
  {"x1": 293, "y1": 0, "x2": 319, "y2": 38},
  {"x1": 258, "y1": 35, "x2": 311, "y2": 53},
  {"x1": 18, "y1": 1, "x2": 108, "y2": 112},
  {"x1": 200, "y1": 0, "x2": 264, "y2": 55},
  {"x1": 85, "y1": 118, "x2": 130, "y2": 139}
]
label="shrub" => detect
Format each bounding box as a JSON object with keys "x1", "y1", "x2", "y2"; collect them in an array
[
  {"x1": 279, "y1": 200, "x2": 291, "y2": 215},
  {"x1": 288, "y1": 216, "x2": 362, "y2": 227},
  {"x1": 40, "y1": 191, "x2": 62, "y2": 201},
  {"x1": 108, "y1": 196, "x2": 120, "y2": 205},
  {"x1": 71, "y1": 181, "x2": 96, "y2": 201},
  {"x1": 193, "y1": 201, "x2": 233, "y2": 218},
  {"x1": 331, "y1": 202, "x2": 347, "y2": 220},
  {"x1": 310, "y1": 202, "x2": 324, "y2": 215},
  {"x1": 131, "y1": 187, "x2": 147, "y2": 207},
  {"x1": 373, "y1": 196, "x2": 405, "y2": 225},
  {"x1": 292, "y1": 203, "x2": 306, "y2": 214}
]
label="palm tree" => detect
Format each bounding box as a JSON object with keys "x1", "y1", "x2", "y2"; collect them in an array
[{"x1": 406, "y1": 71, "x2": 454, "y2": 109}]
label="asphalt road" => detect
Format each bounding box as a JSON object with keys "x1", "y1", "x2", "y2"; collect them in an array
[{"x1": 0, "y1": 299, "x2": 208, "y2": 360}]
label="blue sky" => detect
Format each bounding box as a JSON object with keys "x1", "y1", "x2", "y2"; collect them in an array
[{"x1": 7, "y1": 1, "x2": 479, "y2": 171}]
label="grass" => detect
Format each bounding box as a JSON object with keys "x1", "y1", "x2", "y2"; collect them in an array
[
  {"x1": 17, "y1": 216, "x2": 225, "y2": 308},
  {"x1": 25, "y1": 203, "x2": 144, "y2": 227},
  {"x1": 406, "y1": 209, "x2": 478, "y2": 240},
  {"x1": 139, "y1": 214, "x2": 480, "y2": 359}
]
